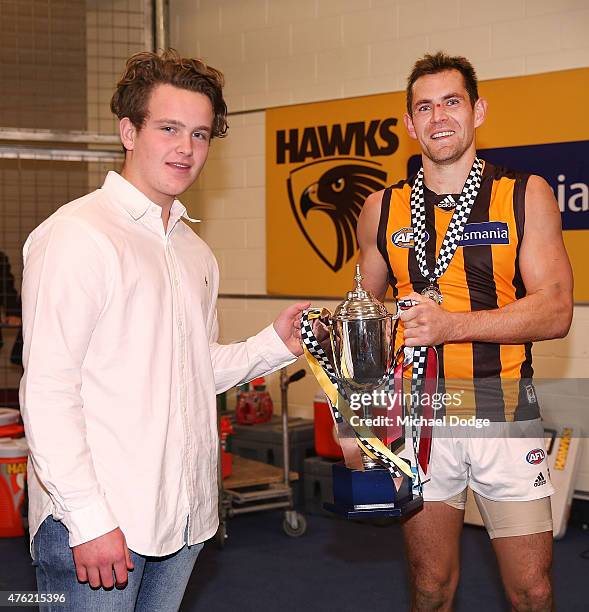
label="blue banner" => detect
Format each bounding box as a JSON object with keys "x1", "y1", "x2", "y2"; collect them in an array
[{"x1": 408, "y1": 140, "x2": 589, "y2": 230}]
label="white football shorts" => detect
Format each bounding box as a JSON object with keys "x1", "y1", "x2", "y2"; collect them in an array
[{"x1": 407, "y1": 418, "x2": 555, "y2": 502}]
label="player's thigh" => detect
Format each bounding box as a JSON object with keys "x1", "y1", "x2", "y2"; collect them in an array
[
  {"x1": 402, "y1": 500, "x2": 464, "y2": 580},
  {"x1": 474, "y1": 493, "x2": 553, "y2": 540},
  {"x1": 491, "y1": 529, "x2": 552, "y2": 596}
]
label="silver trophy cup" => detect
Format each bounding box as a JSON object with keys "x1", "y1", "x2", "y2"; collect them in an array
[
  {"x1": 306, "y1": 264, "x2": 423, "y2": 518},
  {"x1": 319, "y1": 265, "x2": 399, "y2": 468}
]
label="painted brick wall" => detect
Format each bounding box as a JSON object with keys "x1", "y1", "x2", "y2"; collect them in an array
[
  {"x1": 172, "y1": 0, "x2": 589, "y2": 110},
  {"x1": 171, "y1": 0, "x2": 589, "y2": 489}
]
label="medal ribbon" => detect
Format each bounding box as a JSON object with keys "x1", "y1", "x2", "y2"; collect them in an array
[
  {"x1": 411, "y1": 157, "x2": 484, "y2": 287},
  {"x1": 396, "y1": 298, "x2": 439, "y2": 477},
  {"x1": 407, "y1": 345, "x2": 439, "y2": 475}
]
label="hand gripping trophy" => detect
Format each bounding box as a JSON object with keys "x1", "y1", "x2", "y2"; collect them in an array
[{"x1": 301, "y1": 265, "x2": 438, "y2": 518}]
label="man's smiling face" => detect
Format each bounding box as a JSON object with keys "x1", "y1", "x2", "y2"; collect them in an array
[
  {"x1": 404, "y1": 69, "x2": 486, "y2": 166},
  {"x1": 119, "y1": 83, "x2": 214, "y2": 207}
]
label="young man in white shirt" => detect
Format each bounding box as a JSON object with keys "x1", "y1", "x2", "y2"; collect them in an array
[{"x1": 20, "y1": 49, "x2": 307, "y2": 611}]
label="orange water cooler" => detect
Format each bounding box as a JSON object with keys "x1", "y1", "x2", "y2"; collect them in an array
[{"x1": 313, "y1": 393, "x2": 343, "y2": 459}]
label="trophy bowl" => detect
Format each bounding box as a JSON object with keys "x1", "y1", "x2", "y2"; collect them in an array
[
  {"x1": 320, "y1": 264, "x2": 398, "y2": 393},
  {"x1": 331, "y1": 317, "x2": 394, "y2": 392}
]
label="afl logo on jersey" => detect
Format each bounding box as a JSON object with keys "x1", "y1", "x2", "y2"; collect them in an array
[
  {"x1": 526, "y1": 448, "x2": 546, "y2": 465},
  {"x1": 392, "y1": 227, "x2": 429, "y2": 248}
]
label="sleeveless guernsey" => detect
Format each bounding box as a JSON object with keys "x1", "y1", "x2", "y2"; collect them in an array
[{"x1": 377, "y1": 161, "x2": 539, "y2": 421}]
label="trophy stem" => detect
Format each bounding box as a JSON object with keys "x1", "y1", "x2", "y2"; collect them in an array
[{"x1": 360, "y1": 450, "x2": 380, "y2": 469}]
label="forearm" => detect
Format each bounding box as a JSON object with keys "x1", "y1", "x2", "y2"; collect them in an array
[
  {"x1": 447, "y1": 289, "x2": 572, "y2": 344},
  {"x1": 210, "y1": 324, "x2": 296, "y2": 394}
]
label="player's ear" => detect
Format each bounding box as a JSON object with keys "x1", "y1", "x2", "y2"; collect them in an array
[
  {"x1": 119, "y1": 117, "x2": 137, "y2": 151},
  {"x1": 404, "y1": 113, "x2": 417, "y2": 140},
  {"x1": 473, "y1": 97, "x2": 487, "y2": 129}
]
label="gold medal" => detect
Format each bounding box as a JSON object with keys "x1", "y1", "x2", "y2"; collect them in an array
[{"x1": 421, "y1": 284, "x2": 443, "y2": 305}]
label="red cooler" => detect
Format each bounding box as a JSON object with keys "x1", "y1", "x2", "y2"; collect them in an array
[
  {"x1": 313, "y1": 392, "x2": 343, "y2": 459},
  {"x1": 0, "y1": 408, "x2": 24, "y2": 439},
  {"x1": 0, "y1": 438, "x2": 28, "y2": 537}
]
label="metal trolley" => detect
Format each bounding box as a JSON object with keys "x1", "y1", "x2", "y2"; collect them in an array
[{"x1": 216, "y1": 367, "x2": 307, "y2": 547}]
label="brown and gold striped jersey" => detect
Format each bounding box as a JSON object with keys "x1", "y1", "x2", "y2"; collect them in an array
[{"x1": 377, "y1": 161, "x2": 539, "y2": 421}]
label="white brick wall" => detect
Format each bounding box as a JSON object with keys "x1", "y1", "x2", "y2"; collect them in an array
[
  {"x1": 183, "y1": 112, "x2": 268, "y2": 297},
  {"x1": 171, "y1": 0, "x2": 589, "y2": 110},
  {"x1": 172, "y1": 0, "x2": 589, "y2": 489}
]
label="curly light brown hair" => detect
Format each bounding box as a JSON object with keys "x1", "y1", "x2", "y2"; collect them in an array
[
  {"x1": 111, "y1": 49, "x2": 228, "y2": 139},
  {"x1": 406, "y1": 52, "x2": 479, "y2": 116}
]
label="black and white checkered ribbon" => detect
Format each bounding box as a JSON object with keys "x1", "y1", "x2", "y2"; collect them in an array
[
  {"x1": 411, "y1": 157, "x2": 483, "y2": 285},
  {"x1": 299, "y1": 311, "x2": 344, "y2": 425},
  {"x1": 397, "y1": 295, "x2": 436, "y2": 475},
  {"x1": 409, "y1": 345, "x2": 429, "y2": 468}
]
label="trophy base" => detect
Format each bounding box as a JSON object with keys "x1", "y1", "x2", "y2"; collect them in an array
[{"x1": 324, "y1": 462, "x2": 423, "y2": 518}]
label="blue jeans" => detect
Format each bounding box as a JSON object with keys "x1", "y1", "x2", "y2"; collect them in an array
[{"x1": 33, "y1": 517, "x2": 203, "y2": 612}]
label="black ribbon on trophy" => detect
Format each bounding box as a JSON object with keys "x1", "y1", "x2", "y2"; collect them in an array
[{"x1": 301, "y1": 158, "x2": 484, "y2": 518}]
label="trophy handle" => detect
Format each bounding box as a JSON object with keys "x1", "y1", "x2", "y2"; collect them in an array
[{"x1": 389, "y1": 300, "x2": 400, "y2": 320}]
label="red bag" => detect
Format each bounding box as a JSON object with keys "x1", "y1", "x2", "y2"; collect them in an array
[
  {"x1": 235, "y1": 391, "x2": 273, "y2": 425},
  {"x1": 235, "y1": 377, "x2": 274, "y2": 426}
]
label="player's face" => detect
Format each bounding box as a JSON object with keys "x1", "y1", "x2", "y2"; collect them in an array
[
  {"x1": 404, "y1": 69, "x2": 486, "y2": 165},
  {"x1": 119, "y1": 83, "x2": 214, "y2": 207}
]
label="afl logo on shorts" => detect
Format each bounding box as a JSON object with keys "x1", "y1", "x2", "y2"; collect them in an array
[
  {"x1": 526, "y1": 448, "x2": 546, "y2": 465},
  {"x1": 392, "y1": 227, "x2": 429, "y2": 248}
]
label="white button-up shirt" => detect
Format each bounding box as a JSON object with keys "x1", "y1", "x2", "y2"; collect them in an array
[{"x1": 20, "y1": 171, "x2": 295, "y2": 556}]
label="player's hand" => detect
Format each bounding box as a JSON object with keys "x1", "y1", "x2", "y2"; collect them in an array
[
  {"x1": 71, "y1": 527, "x2": 134, "y2": 589},
  {"x1": 273, "y1": 301, "x2": 311, "y2": 356},
  {"x1": 399, "y1": 291, "x2": 455, "y2": 347}
]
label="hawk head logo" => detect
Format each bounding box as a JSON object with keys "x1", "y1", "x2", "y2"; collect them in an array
[{"x1": 287, "y1": 158, "x2": 387, "y2": 272}]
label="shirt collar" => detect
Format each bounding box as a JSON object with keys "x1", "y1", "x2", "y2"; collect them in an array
[
  {"x1": 170, "y1": 200, "x2": 200, "y2": 224},
  {"x1": 101, "y1": 171, "x2": 200, "y2": 224}
]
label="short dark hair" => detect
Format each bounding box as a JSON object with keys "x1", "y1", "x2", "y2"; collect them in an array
[
  {"x1": 406, "y1": 52, "x2": 479, "y2": 115},
  {"x1": 111, "y1": 48, "x2": 228, "y2": 140}
]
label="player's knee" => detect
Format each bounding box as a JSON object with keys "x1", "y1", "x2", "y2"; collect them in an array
[
  {"x1": 413, "y1": 583, "x2": 453, "y2": 609},
  {"x1": 508, "y1": 576, "x2": 552, "y2": 612},
  {"x1": 412, "y1": 572, "x2": 458, "y2": 609}
]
